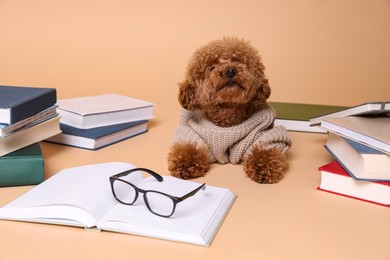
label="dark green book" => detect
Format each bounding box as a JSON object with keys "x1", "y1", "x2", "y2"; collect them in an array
[
  {"x1": 269, "y1": 102, "x2": 346, "y2": 133},
  {"x1": 0, "y1": 143, "x2": 44, "y2": 187}
]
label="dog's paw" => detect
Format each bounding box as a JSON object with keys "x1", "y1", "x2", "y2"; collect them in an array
[
  {"x1": 243, "y1": 146, "x2": 288, "y2": 184},
  {"x1": 167, "y1": 142, "x2": 210, "y2": 179}
]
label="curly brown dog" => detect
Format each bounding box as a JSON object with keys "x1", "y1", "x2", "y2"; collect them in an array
[{"x1": 168, "y1": 37, "x2": 292, "y2": 183}]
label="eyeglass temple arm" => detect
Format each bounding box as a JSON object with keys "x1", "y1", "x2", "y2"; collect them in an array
[
  {"x1": 115, "y1": 168, "x2": 164, "y2": 182},
  {"x1": 178, "y1": 183, "x2": 206, "y2": 202}
]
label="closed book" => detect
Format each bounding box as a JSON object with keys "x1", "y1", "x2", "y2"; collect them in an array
[
  {"x1": 320, "y1": 116, "x2": 390, "y2": 154},
  {"x1": 317, "y1": 161, "x2": 390, "y2": 207},
  {"x1": 0, "y1": 106, "x2": 58, "y2": 137},
  {"x1": 269, "y1": 101, "x2": 346, "y2": 133},
  {"x1": 0, "y1": 116, "x2": 61, "y2": 156},
  {"x1": 0, "y1": 162, "x2": 237, "y2": 246},
  {"x1": 0, "y1": 85, "x2": 56, "y2": 125},
  {"x1": 324, "y1": 133, "x2": 390, "y2": 181},
  {"x1": 0, "y1": 143, "x2": 44, "y2": 187},
  {"x1": 56, "y1": 94, "x2": 154, "y2": 129},
  {"x1": 310, "y1": 101, "x2": 390, "y2": 126},
  {"x1": 46, "y1": 120, "x2": 148, "y2": 150}
]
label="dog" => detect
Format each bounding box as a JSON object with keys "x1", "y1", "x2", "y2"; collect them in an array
[{"x1": 168, "y1": 37, "x2": 292, "y2": 183}]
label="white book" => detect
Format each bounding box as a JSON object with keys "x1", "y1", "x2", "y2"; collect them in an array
[
  {"x1": 57, "y1": 94, "x2": 154, "y2": 129},
  {"x1": 320, "y1": 116, "x2": 390, "y2": 154},
  {"x1": 0, "y1": 162, "x2": 236, "y2": 246},
  {"x1": 0, "y1": 106, "x2": 58, "y2": 137},
  {"x1": 324, "y1": 133, "x2": 390, "y2": 181},
  {"x1": 310, "y1": 101, "x2": 390, "y2": 126},
  {"x1": 0, "y1": 116, "x2": 61, "y2": 156}
]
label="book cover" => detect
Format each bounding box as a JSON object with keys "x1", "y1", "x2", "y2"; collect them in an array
[
  {"x1": 0, "y1": 162, "x2": 237, "y2": 246},
  {"x1": 269, "y1": 101, "x2": 346, "y2": 133},
  {"x1": 0, "y1": 143, "x2": 44, "y2": 187},
  {"x1": 46, "y1": 120, "x2": 148, "y2": 150},
  {"x1": 324, "y1": 133, "x2": 390, "y2": 181},
  {"x1": 320, "y1": 116, "x2": 390, "y2": 154},
  {"x1": 0, "y1": 85, "x2": 57, "y2": 125},
  {"x1": 317, "y1": 161, "x2": 390, "y2": 207},
  {"x1": 56, "y1": 94, "x2": 154, "y2": 129},
  {"x1": 0, "y1": 116, "x2": 61, "y2": 156},
  {"x1": 310, "y1": 101, "x2": 390, "y2": 126}
]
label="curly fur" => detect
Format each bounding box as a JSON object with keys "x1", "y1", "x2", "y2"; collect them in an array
[
  {"x1": 168, "y1": 142, "x2": 210, "y2": 179},
  {"x1": 178, "y1": 37, "x2": 271, "y2": 127},
  {"x1": 168, "y1": 37, "x2": 290, "y2": 184},
  {"x1": 244, "y1": 147, "x2": 288, "y2": 183}
]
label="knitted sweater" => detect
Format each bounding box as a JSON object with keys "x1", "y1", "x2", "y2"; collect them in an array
[{"x1": 173, "y1": 105, "x2": 292, "y2": 164}]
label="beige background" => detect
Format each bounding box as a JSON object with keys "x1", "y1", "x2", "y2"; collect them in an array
[{"x1": 0, "y1": 1, "x2": 390, "y2": 259}]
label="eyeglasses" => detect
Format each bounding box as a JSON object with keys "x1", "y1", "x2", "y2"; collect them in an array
[{"x1": 109, "y1": 168, "x2": 206, "y2": 218}]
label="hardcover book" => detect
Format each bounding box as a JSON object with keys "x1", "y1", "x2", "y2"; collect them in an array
[
  {"x1": 0, "y1": 116, "x2": 61, "y2": 156},
  {"x1": 0, "y1": 162, "x2": 236, "y2": 246},
  {"x1": 317, "y1": 161, "x2": 390, "y2": 207},
  {"x1": 46, "y1": 120, "x2": 148, "y2": 150},
  {"x1": 324, "y1": 133, "x2": 390, "y2": 181},
  {"x1": 269, "y1": 101, "x2": 346, "y2": 133},
  {"x1": 310, "y1": 101, "x2": 390, "y2": 126},
  {"x1": 0, "y1": 106, "x2": 58, "y2": 137},
  {"x1": 0, "y1": 85, "x2": 57, "y2": 125},
  {"x1": 56, "y1": 94, "x2": 154, "y2": 129},
  {"x1": 0, "y1": 143, "x2": 44, "y2": 187},
  {"x1": 320, "y1": 116, "x2": 390, "y2": 154}
]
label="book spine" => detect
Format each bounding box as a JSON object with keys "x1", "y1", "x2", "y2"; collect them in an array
[
  {"x1": 0, "y1": 156, "x2": 44, "y2": 187},
  {"x1": 10, "y1": 89, "x2": 56, "y2": 124}
]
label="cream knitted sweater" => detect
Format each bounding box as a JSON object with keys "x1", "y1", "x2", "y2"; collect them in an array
[{"x1": 173, "y1": 105, "x2": 292, "y2": 164}]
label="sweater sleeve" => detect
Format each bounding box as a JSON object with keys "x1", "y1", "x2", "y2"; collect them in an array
[
  {"x1": 172, "y1": 111, "x2": 216, "y2": 163},
  {"x1": 229, "y1": 125, "x2": 292, "y2": 164}
]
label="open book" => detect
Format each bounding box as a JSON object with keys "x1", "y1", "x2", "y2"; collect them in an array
[
  {"x1": 309, "y1": 101, "x2": 390, "y2": 126},
  {"x1": 0, "y1": 162, "x2": 236, "y2": 246}
]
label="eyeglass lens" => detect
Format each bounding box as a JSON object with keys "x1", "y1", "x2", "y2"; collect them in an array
[
  {"x1": 112, "y1": 179, "x2": 137, "y2": 204},
  {"x1": 112, "y1": 178, "x2": 176, "y2": 217},
  {"x1": 144, "y1": 191, "x2": 175, "y2": 217}
]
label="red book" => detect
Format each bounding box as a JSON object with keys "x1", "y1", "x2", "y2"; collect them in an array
[{"x1": 317, "y1": 161, "x2": 390, "y2": 207}]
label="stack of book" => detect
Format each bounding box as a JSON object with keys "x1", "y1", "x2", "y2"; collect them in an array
[
  {"x1": 270, "y1": 101, "x2": 347, "y2": 133},
  {"x1": 311, "y1": 102, "x2": 390, "y2": 207},
  {"x1": 271, "y1": 101, "x2": 390, "y2": 133},
  {"x1": 46, "y1": 93, "x2": 154, "y2": 150},
  {"x1": 0, "y1": 85, "x2": 61, "y2": 187}
]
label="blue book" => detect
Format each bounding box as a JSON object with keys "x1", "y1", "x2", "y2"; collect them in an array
[
  {"x1": 46, "y1": 120, "x2": 148, "y2": 150},
  {"x1": 0, "y1": 85, "x2": 56, "y2": 125},
  {"x1": 324, "y1": 133, "x2": 390, "y2": 181}
]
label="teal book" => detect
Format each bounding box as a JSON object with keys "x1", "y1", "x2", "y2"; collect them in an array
[{"x1": 0, "y1": 143, "x2": 44, "y2": 187}]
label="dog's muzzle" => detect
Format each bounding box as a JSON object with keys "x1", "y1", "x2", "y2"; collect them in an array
[{"x1": 225, "y1": 68, "x2": 236, "y2": 78}]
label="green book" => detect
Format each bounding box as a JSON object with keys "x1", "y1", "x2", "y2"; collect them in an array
[
  {"x1": 0, "y1": 143, "x2": 44, "y2": 187},
  {"x1": 269, "y1": 102, "x2": 347, "y2": 133}
]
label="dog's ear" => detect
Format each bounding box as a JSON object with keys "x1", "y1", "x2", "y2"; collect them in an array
[
  {"x1": 256, "y1": 78, "x2": 271, "y2": 104},
  {"x1": 178, "y1": 78, "x2": 199, "y2": 110}
]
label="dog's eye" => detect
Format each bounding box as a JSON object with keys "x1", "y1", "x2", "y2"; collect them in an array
[{"x1": 209, "y1": 66, "x2": 216, "y2": 72}]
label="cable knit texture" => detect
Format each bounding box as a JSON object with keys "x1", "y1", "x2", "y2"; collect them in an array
[{"x1": 173, "y1": 104, "x2": 292, "y2": 165}]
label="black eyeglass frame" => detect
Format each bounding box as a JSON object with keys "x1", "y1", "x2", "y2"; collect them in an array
[{"x1": 109, "y1": 168, "x2": 206, "y2": 218}]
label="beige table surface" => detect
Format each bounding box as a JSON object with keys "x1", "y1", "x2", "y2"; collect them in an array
[
  {"x1": 1, "y1": 122, "x2": 390, "y2": 260},
  {"x1": 1, "y1": 1, "x2": 390, "y2": 259}
]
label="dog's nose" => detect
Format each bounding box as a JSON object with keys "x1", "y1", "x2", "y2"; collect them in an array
[{"x1": 225, "y1": 68, "x2": 236, "y2": 78}]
